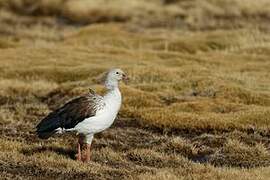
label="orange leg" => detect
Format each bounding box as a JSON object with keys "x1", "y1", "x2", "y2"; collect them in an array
[
  {"x1": 76, "y1": 136, "x2": 83, "y2": 161},
  {"x1": 84, "y1": 143, "x2": 91, "y2": 163}
]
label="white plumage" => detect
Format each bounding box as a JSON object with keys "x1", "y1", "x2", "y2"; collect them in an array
[
  {"x1": 36, "y1": 68, "x2": 128, "y2": 162},
  {"x1": 72, "y1": 85, "x2": 122, "y2": 143}
]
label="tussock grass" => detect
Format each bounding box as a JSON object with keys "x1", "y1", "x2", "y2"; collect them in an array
[
  {"x1": 1, "y1": 0, "x2": 270, "y2": 29},
  {"x1": 210, "y1": 139, "x2": 270, "y2": 168},
  {"x1": 0, "y1": 0, "x2": 270, "y2": 179}
]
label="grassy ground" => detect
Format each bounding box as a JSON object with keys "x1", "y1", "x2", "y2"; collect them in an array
[{"x1": 0, "y1": 0, "x2": 270, "y2": 179}]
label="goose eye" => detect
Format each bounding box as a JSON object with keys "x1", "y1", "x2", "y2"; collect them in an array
[{"x1": 116, "y1": 72, "x2": 119, "y2": 74}]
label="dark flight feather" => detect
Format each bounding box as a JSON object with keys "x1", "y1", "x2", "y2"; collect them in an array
[{"x1": 36, "y1": 90, "x2": 104, "y2": 139}]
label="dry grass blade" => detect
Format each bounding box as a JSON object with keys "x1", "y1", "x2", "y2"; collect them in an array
[{"x1": 0, "y1": 0, "x2": 270, "y2": 179}]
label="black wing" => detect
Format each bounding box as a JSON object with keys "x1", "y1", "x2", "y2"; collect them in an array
[{"x1": 36, "y1": 92, "x2": 103, "y2": 139}]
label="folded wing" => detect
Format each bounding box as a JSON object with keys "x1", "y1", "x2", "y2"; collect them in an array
[{"x1": 36, "y1": 90, "x2": 104, "y2": 139}]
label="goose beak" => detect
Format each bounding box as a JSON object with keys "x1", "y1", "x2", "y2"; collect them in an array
[{"x1": 122, "y1": 73, "x2": 129, "y2": 83}]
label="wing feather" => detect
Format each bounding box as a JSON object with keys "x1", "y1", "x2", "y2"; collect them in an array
[{"x1": 36, "y1": 91, "x2": 104, "y2": 139}]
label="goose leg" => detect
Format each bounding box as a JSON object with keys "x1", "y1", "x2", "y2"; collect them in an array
[
  {"x1": 76, "y1": 136, "x2": 83, "y2": 161},
  {"x1": 76, "y1": 141, "x2": 81, "y2": 161},
  {"x1": 83, "y1": 134, "x2": 94, "y2": 163},
  {"x1": 85, "y1": 143, "x2": 91, "y2": 163}
]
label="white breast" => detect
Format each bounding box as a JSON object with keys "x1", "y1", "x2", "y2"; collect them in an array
[{"x1": 74, "y1": 88, "x2": 121, "y2": 135}]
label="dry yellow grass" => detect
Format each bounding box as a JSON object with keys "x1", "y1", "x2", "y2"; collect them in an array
[{"x1": 0, "y1": 0, "x2": 270, "y2": 179}]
